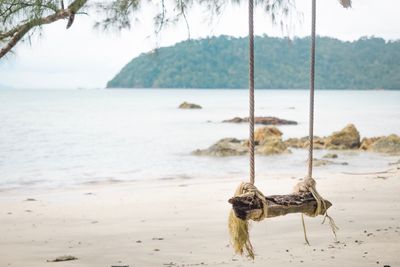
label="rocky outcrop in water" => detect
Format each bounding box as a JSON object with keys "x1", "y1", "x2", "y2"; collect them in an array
[
  {"x1": 223, "y1": 116, "x2": 297, "y2": 125},
  {"x1": 284, "y1": 124, "x2": 361, "y2": 150},
  {"x1": 192, "y1": 138, "x2": 248, "y2": 157},
  {"x1": 192, "y1": 126, "x2": 289, "y2": 157},
  {"x1": 178, "y1": 102, "x2": 202, "y2": 109},
  {"x1": 284, "y1": 136, "x2": 326, "y2": 149},
  {"x1": 360, "y1": 134, "x2": 400, "y2": 154},
  {"x1": 194, "y1": 123, "x2": 400, "y2": 157},
  {"x1": 323, "y1": 153, "x2": 338, "y2": 159},
  {"x1": 254, "y1": 127, "x2": 289, "y2": 155},
  {"x1": 325, "y1": 124, "x2": 360, "y2": 149},
  {"x1": 313, "y1": 158, "x2": 348, "y2": 167}
]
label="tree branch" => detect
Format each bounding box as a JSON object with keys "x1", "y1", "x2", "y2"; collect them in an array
[{"x1": 0, "y1": 0, "x2": 88, "y2": 59}]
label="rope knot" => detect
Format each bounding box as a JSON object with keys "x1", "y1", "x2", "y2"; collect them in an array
[
  {"x1": 293, "y1": 177, "x2": 316, "y2": 194},
  {"x1": 234, "y1": 182, "x2": 268, "y2": 221},
  {"x1": 293, "y1": 176, "x2": 339, "y2": 243},
  {"x1": 228, "y1": 182, "x2": 268, "y2": 259}
]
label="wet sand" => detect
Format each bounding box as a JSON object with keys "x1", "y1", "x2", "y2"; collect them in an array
[{"x1": 1, "y1": 163, "x2": 399, "y2": 267}]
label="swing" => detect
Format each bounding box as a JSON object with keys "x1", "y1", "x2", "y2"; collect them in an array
[{"x1": 227, "y1": 0, "x2": 350, "y2": 259}]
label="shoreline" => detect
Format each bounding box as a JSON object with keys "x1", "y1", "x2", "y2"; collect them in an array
[{"x1": 1, "y1": 147, "x2": 398, "y2": 193}]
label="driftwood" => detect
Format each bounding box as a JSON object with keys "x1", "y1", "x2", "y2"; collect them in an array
[{"x1": 228, "y1": 192, "x2": 332, "y2": 220}]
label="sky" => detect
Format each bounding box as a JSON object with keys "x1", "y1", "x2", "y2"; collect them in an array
[{"x1": 0, "y1": 0, "x2": 399, "y2": 89}]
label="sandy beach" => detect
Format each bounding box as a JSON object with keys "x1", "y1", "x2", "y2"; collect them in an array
[{"x1": 1, "y1": 160, "x2": 399, "y2": 267}]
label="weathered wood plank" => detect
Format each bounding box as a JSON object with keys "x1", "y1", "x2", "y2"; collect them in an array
[{"x1": 228, "y1": 192, "x2": 332, "y2": 220}]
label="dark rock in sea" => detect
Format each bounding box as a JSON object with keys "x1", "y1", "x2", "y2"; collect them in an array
[
  {"x1": 389, "y1": 159, "x2": 400, "y2": 166},
  {"x1": 178, "y1": 102, "x2": 202, "y2": 109},
  {"x1": 223, "y1": 116, "x2": 297, "y2": 125},
  {"x1": 193, "y1": 126, "x2": 290, "y2": 157},
  {"x1": 323, "y1": 153, "x2": 338, "y2": 159},
  {"x1": 313, "y1": 158, "x2": 348, "y2": 167}
]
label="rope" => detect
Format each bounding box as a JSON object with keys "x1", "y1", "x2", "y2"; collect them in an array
[
  {"x1": 227, "y1": 1, "x2": 259, "y2": 258},
  {"x1": 248, "y1": 0, "x2": 255, "y2": 185},
  {"x1": 300, "y1": 0, "x2": 338, "y2": 243},
  {"x1": 301, "y1": 214, "x2": 310, "y2": 245},
  {"x1": 228, "y1": 182, "x2": 268, "y2": 259},
  {"x1": 300, "y1": 0, "x2": 317, "y2": 245},
  {"x1": 307, "y1": 0, "x2": 316, "y2": 179}
]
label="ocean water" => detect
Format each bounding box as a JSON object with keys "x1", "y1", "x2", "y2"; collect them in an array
[{"x1": 0, "y1": 89, "x2": 399, "y2": 190}]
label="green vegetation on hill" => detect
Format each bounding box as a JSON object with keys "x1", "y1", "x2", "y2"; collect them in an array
[{"x1": 107, "y1": 35, "x2": 400, "y2": 89}]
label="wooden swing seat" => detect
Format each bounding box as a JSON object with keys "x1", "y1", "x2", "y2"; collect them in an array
[{"x1": 229, "y1": 191, "x2": 332, "y2": 220}]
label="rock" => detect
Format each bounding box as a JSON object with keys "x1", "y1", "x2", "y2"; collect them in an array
[
  {"x1": 192, "y1": 138, "x2": 247, "y2": 157},
  {"x1": 283, "y1": 124, "x2": 400, "y2": 153},
  {"x1": 178, "y1": 101, "x2": 202, "y2": 109},
  {"x1": 193, "y1": 126, "x2": 289, "y2": 156},
  {"x1": 370, "y1": 134, "x2": 400, "y2": 154},
  {"x1": 222, "y1": 117, "x2": 244, "y2": 123},
  {"x1": 325, "y1": 124, "x2": 361, "y2": 150},
  {"x1": 313, "y1": 158, "x2": 348, "y2": 167},
  {"x1": 360, "y1": 135, "x2": 400, "y2": 154},
  {"x1": 389, "y1": 159, "x2": 400, "y2": 166},
  {"x1": 257, "y1": 138, "x2": 289, "y2": 155},
  {"x1": 222, "y1": 116, "x2": 297, "y2": 125},
  {"x1": 254, "y1": 126, "x2": 288, "y2": 155},
  {"x1": 193, "y1": 124, "x2": 400, "y2": 157},
  {"x1": 47, "y1": 255, "x2": 78, "y2": 262},
  {"x1": 283, "y1": 124, "x2": 400, "y2": 154},
  {"x1": 284, "y1": 136, "x2": 325, "y2": 149},
  {"x1": 312, "y1": 137, "x2": 327, "y2": 149},
  {"x1": 254, "y1": 126, "x2": 282, "y2": 144},
  {"x1": 360, "y1": 137, "x2": 381, "y2": 150},
  {"x1": 284, "y1": 137, "x2": 307, "y2": 148},
  {"x1": 323, "y1": 153, "x2": 338, "y2": 159}
]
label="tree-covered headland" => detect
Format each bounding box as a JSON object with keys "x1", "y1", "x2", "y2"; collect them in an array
[{"x1": 107, "y1": 35, "x2": 400, "y2": 89}]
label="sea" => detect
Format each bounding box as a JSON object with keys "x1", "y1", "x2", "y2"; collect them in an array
[{"x1": 0, "y1": 89, "x2": 399, "y2": 190}]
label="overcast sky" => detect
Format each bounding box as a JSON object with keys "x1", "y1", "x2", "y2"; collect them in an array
[{"x1": 0, "y1": 0, "x2": 399, "y2": 89}]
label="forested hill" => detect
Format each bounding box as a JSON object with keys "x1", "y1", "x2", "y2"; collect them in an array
[{"x1": 107, "y1": 36, "x2": 400, "y2": 89}]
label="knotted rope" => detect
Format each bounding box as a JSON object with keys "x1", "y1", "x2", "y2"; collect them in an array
[
  {"x1": 228, "y1": 182, "x2": 267, "y2": 259},
  {"x1": 293, "y1": 177, "x2": 339, "y2": 244},
  {"x1": 298, "y1": 0, "x2": 338, "y2": 245},
  {"x1": 228, "y1": 1, "x2": 260, "y2": 256}
]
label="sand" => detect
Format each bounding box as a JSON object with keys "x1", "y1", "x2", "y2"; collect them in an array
[{"x1": 1, "y1": 163, "x2": 400, "y2": 267}]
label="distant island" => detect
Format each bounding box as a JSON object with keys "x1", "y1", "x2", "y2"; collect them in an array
[{"x1": 107, "y1": 35, "x2": 400, "y2": 89}]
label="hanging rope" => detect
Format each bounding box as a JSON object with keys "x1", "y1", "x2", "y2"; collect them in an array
[
  {"x1": 248, "y1": 0, "x2": 255, "y2": 185},
  {"x1": 297, "y1": 0, "x2": 338, "y2": 244},
  {"x1": 307, "y1": 0, "x2": 316, "y2": 179},
  {"x1": 227, "y1": 0, "x2": 262, "y2": 259}
]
